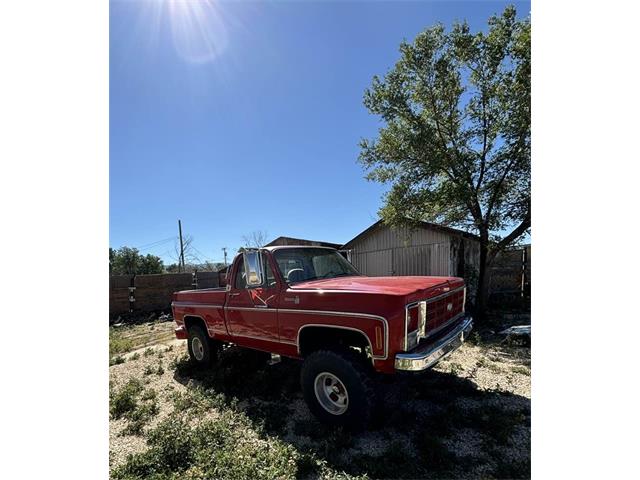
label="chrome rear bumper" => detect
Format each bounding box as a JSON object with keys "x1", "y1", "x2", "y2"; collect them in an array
[{"x1": 395, "y1": 316, "x2": 473, "y2": 371}]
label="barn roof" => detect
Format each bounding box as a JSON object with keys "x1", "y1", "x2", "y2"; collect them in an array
[
  {"x1": 342, "y1": 219, "x2": 479, "y2": 249},
  {"x1": 264, "y1": 236, "x2": 342, "y2": 249}
]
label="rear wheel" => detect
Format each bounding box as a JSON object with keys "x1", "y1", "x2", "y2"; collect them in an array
[
  {"x1": 187, "y1": 325, "x2": 218, "y2": 367},
  {"x1": 301, "y1": 349, "x2": 375, "y2": 430}
]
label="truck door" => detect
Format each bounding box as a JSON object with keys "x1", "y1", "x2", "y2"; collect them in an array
[{"x1": 226, "y1": 252, "x2": 280, "y2": 342}]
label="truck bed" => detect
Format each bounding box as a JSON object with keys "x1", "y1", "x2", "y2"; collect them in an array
[{"x1": 173, "y1": 287, "x2": 227, "y2": 305}]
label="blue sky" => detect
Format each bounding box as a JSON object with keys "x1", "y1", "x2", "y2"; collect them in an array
[{"x1": 110, "y1": 0, "x2": 529, "y2": 265}]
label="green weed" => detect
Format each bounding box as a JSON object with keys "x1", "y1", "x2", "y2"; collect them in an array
[{"x1": 110, "y1": 378, "x2": 143, "y2": 420}]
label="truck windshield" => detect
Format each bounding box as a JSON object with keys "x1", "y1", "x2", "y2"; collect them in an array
[{"x1": 273, "y1": 248, "x2": 360, "y2": 284}]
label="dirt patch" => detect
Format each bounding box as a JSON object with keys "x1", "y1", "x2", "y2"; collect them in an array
[{"x1": 109, "y1": 322, "x2": 530, "y2": 479}]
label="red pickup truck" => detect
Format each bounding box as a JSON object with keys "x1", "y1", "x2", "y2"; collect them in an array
[{"x1": 172, "y1": 246, "x2": 472, "y2": 429}]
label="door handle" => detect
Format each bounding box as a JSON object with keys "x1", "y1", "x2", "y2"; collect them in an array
[{"x1": 229, "y1": 292, "x2": 240, "y2": 297}]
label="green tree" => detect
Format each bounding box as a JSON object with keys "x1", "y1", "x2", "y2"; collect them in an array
[
  {"x1": 109, "y1": 247, "x2": 164, "y2": 275},
  {"x1": 359, "y1": 6, "x2": 530, "y2": 317},
  {"x1": 138, "y1": 254, "x2": 164, "y2": 275}
]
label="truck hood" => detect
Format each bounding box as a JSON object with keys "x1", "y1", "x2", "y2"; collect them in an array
[{"x1": 289, "y1": 275, "x2": 462, "y2": 296}]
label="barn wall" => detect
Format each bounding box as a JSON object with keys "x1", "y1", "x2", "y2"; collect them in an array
[
  {"x1": 462, "y1": 237, "x2": 481, "y2": 302},
  {"x1": 348, "y1": 225, "x2": 454, "y2": 276}
]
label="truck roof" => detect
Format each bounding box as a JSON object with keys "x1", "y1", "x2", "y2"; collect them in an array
[{"x1": 261, "y1": 245, "x2": 338, "y2": 252}]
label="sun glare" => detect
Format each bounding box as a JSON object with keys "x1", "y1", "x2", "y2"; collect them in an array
[{"x1": 149, "y1": 0, "x2": 229, "y2": 64}]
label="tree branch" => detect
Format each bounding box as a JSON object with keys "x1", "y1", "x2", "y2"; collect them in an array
[
  {"x1": 484, "y1": 151, "x2": 519, "y2": 222},
  {"x1": 488, "y1": 209, "x2": 530, "y2": 261}
]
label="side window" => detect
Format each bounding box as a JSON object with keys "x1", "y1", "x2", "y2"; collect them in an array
[
  {"x1": 234, "y1": 259, "x2": 247, "y2": 289},
  {"x1": 263, "y1": 254, "x2": 277, "y2": 288}
]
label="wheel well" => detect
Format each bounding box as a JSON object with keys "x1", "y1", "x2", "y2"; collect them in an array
[
  {"x1": 183, "y1": 315, "x2": 207, "y2": 334},
  {"x1": 298, "y1": 326, "x2": 372, "y2": 359}
]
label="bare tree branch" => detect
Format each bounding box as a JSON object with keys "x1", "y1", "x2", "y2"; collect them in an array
[{"x1": 242, "y1": 230, "x2": 268, "y2": 248}]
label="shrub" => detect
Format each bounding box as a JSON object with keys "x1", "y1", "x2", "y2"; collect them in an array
[
  {"x1": 110, "y1": 379, "x2": 143, "y2": 420},
  {"x1": 141, "y1": 388, "x2": 157, "y2": 401},
  {"x1": 121, "y1": 399, "x2": 160, "y2": 436},
  {"x1": 171, "y1": 388, "x2": 230, "y2": 416},
  {"x1": 511, "y1": 365, "x2": 531, "y2": 376},
  {"x1": 110, "y1": 356, "x2": 126, "y2": 366},
  {"x1": 110, "y1": 330, "x2": 134, "y2": 356},
  {"x1": 113, "y1": 403, "x2": 299, "y2": 479},
  {"x1": 111, "y1": 382, "x2": 160, "y2": 437}
]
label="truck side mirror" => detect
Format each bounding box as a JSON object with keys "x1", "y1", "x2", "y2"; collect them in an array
[{"x1": 243, "y1": 251, "x2": 263, "y2": 287}]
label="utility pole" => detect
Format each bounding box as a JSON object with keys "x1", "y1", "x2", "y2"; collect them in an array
[
  {"x1": 222, "y1": 247, "x2": 228, "y2": 267},
  {"x1": 178, "y1": 219, "x2": 185, "y2": 273}
]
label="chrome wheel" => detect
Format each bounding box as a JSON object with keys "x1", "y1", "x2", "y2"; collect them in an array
[
  {"x1": 314, "y1": 372, "x2": 349, "y2": 415},
  {"x1": 191, "y1": 336, "x2": 204, "y2": 361}
]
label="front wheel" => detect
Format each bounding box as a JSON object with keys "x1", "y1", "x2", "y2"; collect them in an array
[
  {"x1": 187, "y1": 325, "x2": 219, "y2": 367},
  {"x1": 300, "y1": 349, "x2": 375, "y2": 430}
]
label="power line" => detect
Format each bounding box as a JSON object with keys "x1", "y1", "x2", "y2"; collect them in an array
[
  {"x1": 136, "y1": 237, "x2": 176, "y2": 252},
  {"x1": 190, "y1": 245, "x2": 214, "y2": 263}
]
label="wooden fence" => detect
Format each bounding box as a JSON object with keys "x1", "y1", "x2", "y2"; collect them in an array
[
  {"x1": 109, "y1": 271, "x2": 225, "y2": 318},
  {"x1": 488, "y1": 244, "x2": 531, "y2": 306}
]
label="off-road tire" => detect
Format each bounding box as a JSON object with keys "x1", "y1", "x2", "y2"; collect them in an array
[
  {"x1": 187, "y1": 325, "x2": 218, "y2": 367},
  {"x1": 301, "y1": 349, "x2": 376, "y2": 431}
]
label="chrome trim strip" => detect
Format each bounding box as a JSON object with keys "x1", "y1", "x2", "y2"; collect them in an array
[
  {"x1": 403, "y1": 286, "x2": 464, "y2": 310},
  {"x1": 404, "y1": 301, "x2": 426, "y2": 350},
  {"x1": 463, "y1": 287, "x2": 467, "y2": 313},
  {"x1": 404, "y1": 304, "x2": 412, "y2": 351},
  {"x1": 423, "y1": 286, "x2": 465, "y2": 304},
  {"x1": 296, "y1": 324, "x2": 376, "y2": 365},
  {"x1": 280, "y1": 308, "x2": 388, "y2": 360},
  {"x1": 395, "y1": 317, "x2": 473, "y2": 371},
  {"x1": 172, "y1": 302, "x2": 224, "y2": 310},
  {"x1": 224, "y1": 306, "x2": 276, "y2": 312},
  {"x1": 424, "y1": 312, "x2": 465, "y2": 341},
  {"x1": 403, "y1": 286, "x2": 465, "y2": 350},
  {"x1": 287, "y1": 289, "x2": 375, "y2": 294},
  {"x1": 173, "y1": 287, "x2": 226, "y2": 294}
]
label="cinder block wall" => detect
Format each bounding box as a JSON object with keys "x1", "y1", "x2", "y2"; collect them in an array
[
  {"x1": 109, "y1": 275, "x2": 132, "y2": 316},
  {"x1": 109, "y1": 272, "x2": 222, "y2": 318}
]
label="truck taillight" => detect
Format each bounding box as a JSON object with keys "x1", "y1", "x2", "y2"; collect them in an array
[{"x1": 404, "y1": 301, "x2": 427, "y2": 351}]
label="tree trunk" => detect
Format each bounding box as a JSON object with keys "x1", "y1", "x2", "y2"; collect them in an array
[{"x1": 475, "y1": 233, "x2": 491, "y2": 322}]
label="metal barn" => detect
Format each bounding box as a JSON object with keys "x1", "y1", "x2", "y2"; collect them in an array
[{"x1": 342, "y1": 220, "x2": 480, "y2": 282}]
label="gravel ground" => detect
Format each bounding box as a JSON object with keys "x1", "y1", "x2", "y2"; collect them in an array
[
  {"x1": 109, "y1": 324, "x2": 530, "y2": 479},
  {"x1": 109, "y1": 342, "x2": 186, "y2": 468}
]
